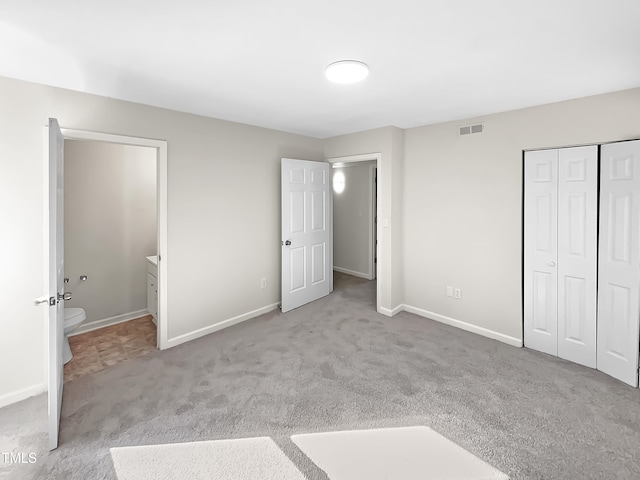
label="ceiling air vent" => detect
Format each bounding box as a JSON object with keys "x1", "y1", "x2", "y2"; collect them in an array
[{"x1": 459, "y1": 123, "x2": 484, "y2": 136}]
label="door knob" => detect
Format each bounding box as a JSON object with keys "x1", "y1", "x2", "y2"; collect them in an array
[
  {"x1": 548, "y1": 261, "x2": 556, "y2": 267},
  {"x1": 58, "y1": 292, "x2": 72, "y2": 302},
  {"x1": 284, "y1": 240, "x2": 292, "y2": 246},
  {"x1": 34, "y1": 296, "x2": 52, "y2": 306}
]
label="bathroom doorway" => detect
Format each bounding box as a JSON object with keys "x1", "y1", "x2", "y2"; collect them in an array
[
  {"x1": 45, "y1": 124, "x2": 167, "y2": 447},
  {"x1": 62, "y1": 128, "x2": 167, "y2": 350},
  {"x1": 62, "y1": 139, "x2": 158, "y2": 380}
]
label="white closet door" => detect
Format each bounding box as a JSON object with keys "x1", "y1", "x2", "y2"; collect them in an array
[
  {"x1": 557, "y1": 146, "x2": 598, "y2": 368},
  {"x1": 597, "y1": 140, "x2": 640, "y2": 387},
  {"x1": 524, "y1": 149, "x2": 558, "y2": 356}
]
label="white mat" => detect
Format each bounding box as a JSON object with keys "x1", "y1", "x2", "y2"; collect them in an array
[
  {"x1": 292, "y1": 426, "x2": 509, "y2": 480},
  {"x1": 110, "y1": 437, "x2": 306, "y2": 480}
]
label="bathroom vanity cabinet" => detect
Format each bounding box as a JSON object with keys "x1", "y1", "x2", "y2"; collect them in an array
[{"x1": 146, "y1": 256, "x2": 158, "y2": 323}]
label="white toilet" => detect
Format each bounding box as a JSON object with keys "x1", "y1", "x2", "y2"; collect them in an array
[{"x1": 63, "y1": 308, "x2": 86, "y2": 364}]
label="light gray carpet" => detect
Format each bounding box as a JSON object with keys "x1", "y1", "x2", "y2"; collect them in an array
[{"x1": 2, "y1": 272, "x2": 640, "y2": 479}]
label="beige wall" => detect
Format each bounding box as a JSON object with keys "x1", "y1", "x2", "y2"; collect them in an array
[
  {"x1": 333, "y1": 162, "x2": 375, "y2": 278},
  {"x1": 402, "y1": 87, "x2": 640, "y2": 343},
  {"x1": 0, "y1": 75, "x2": 323, "y2": 406},
  {"x1": 64, "y1": 140, "x2": 157, "y2": 323},
  {"x1": 1, "y1": 71, "x2": 638, "y2": 408}
]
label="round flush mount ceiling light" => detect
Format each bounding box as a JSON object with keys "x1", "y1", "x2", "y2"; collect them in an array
[{"x1": 325, "y1": 60, "x2": 369, "y2": 84}]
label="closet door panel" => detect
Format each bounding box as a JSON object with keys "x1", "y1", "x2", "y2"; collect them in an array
[
  {"x1": 524, "y1": 149, "x2": 558, "y2": 356},
  {"x1": 557, "y1": 146, "x2": 598, "y2": 368},
  {"x1": 597, "y1": 140, "x2": 640, "y2": 387}
]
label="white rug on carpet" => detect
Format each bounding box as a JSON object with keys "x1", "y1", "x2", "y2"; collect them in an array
[
  {"x1": 292, "y1": 426, "x2": 509, "y2": 480},
  {"x1": 110, "y1": 437, "x2": 306, "y2": 480}
]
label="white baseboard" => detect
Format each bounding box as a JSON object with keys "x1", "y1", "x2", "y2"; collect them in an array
[
  {"x1": 333, "y1": 266, "x2": 373, "y2": 280},
  {"x1": 378, "y1": 304, "x2": 404, "y2": 317},
  {"x1": 0, "y1": 383, "x2": 46, "y2": 409},
  {"x1": 166, "y1": 303, "x2": 280, "y2": 349},
  {"x1": 400, "y1": 304, "x2": 523, "y2": 347},
  {"x1": 70, "y1": 308, "x2": 150, "y2": 336}
]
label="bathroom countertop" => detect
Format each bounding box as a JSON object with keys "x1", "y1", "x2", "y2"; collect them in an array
[{"x1": 146, "y1": 255, "x2": 158, "y2": 266}]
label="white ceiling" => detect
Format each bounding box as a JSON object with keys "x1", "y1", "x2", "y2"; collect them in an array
[{"x1": 1, "y1": 0, "x2": 639, "y2": 138}]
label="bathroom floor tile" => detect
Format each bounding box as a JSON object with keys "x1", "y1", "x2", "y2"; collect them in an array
[
  {"x1": 98, "y1": 345, "x2": 128, "y2": 366},
  {"x1": 94, "y1": 338, "x2": 122, "y2": 353},
  {"x1": 119, "y1": 333, "x2": 141, "y2": 344},
  {"x1": 64, "y1": 315, "x2": 156, "y2": 382},
  {"x1": 72, "y1": 344, "x2": 100, "y2": 359}
]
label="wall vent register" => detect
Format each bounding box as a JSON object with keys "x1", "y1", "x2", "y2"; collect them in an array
[{"x1": 459, "y1": 124, "x2": 484, "y2": 136}]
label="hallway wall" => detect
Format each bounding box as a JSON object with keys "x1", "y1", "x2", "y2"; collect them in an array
[{"x1": 332, "y1": 162, "x2": 375, "y2": 279}]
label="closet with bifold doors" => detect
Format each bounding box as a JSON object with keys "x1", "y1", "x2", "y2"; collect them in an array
[
  {"x1": 524, "y1": 139, "x2": 640, "y2": 387},
  {"x1": 524, "y1": 145, "x2": 598, "y2": 368}
]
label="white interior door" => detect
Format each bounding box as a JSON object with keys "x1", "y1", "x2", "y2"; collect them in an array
[
  {"x1": 597, "y1": 140, "x2": 640, "y2": 387},
  {"x1": 557, "y1": 146, "x2": 598, "y2": 368},
  {"x1": 281, "y1": 158, "x2": 331, "y2": 313},
  {"x1": 48, "y1": 118, "x2": 65, "y2": 449},
  {"x1": 524, "y1": 149, "x2": 559, "y2": 356}
]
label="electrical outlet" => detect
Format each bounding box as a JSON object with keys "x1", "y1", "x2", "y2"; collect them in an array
[
  {"x1": 454, "y1": 288, "x2": 462, "y2": 299},
  {"x1": 446, "y1": 286, "x2": 453, "y2": 297},
  {"x1": 260, "y1": 278, "x2": 267, "y2": 289}
]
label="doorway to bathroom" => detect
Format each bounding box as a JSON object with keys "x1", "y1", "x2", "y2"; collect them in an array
[
  {"x1": 45, "y1": 123, "x2": 168, "y2": 448},
  {"x1": 62, "y1": 139, "x2": 158, "y2": 381},
  {"x1": 56, "y1": 129, "x2": 168, "y2": 375}
]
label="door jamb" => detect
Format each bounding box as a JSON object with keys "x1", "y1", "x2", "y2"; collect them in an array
[
  {"x1": 58, "y1": 128, "x2": 169, "y2": 350},
  {"x1": 327, "y1": 153, "x2": 381, "y2": 313}
]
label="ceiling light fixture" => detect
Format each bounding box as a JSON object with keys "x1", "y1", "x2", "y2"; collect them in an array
[{"x1": 325, "y1": 60, "x2": 369, "y2": 84}]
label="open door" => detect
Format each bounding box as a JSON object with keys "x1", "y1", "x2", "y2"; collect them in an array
[
  {"x1": 281, "y1": 159, "x2": 331, "y2": 313},
  {"x1": 48, "y1": 118, "x2": 65, "y2": 449}
]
